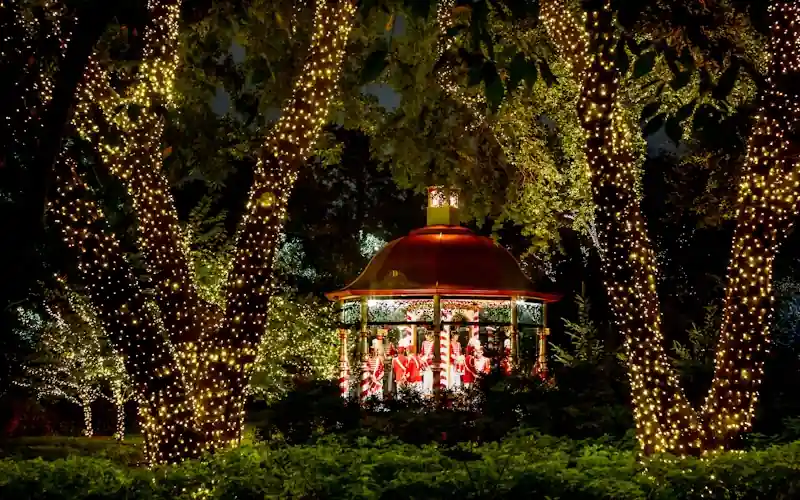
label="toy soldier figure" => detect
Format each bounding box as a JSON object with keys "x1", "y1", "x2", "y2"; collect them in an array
[
  {"x1": 500, "y1": 338, "x2": 512, "y2": 376},
  {"x1": 392, "y1": 346, "x2": 409, "y2": 396},
  {"x1": 398, "y1": 327, "x2": 412, "y2": 350},
  {"x1": 450, "y1": 332, "x2": 464, "y2": 389},
  {"x1": 466, "y1": 330, "x2": 481, "y2": 356},
  {"x1": 463, "y1": 346, "x2": 490, "y2": 388},
  {"x1": 406, "y1": 345, "x2": 422, "y2": 392},
  {"x1": 420, "y1": 331, "x2": 435, "y2": 395}
]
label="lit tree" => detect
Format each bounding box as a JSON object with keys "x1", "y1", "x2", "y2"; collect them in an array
[
  {"x1": 537, "y1": 0, "x2": 800, "y2": 454},
  {"x1": 250, "y1": 295, "x2": 338, "y2": 403},
  {"x1": 41, "y1": 0, "x2": 357, "y2": 464},
  {"x1": 15, "y1": 288, "x2": 130, "y2": 438}
]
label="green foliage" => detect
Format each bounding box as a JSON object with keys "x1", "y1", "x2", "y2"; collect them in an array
[
  {"x1": 3, "y1": 434, "x2": 800, "y2": 499},
  {"x1": 672, "y1": 304, "x2": 719, "y2": 368},
  {"x1": 552, "y1": 285, "x2": 606, "y2": 367},
  {"x1": 249, "y1": 296, "x2": 338, "y2": 403},
  {"x1": 257, "y1": 368, "x2": 633, "y2": 447},
  {"x1": 0, "y1": 436, "x2": 143, "y2": 466}
]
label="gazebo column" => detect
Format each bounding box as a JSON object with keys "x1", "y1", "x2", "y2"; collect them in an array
[
  {"x1": 433, "y1": 295, "x2": 443, "y2": 396},
  {"x1": 359, "y1": 297, "x2": 370, "y2": 404},
  {"x1": 337, "y1": 300, "x2": 349, "y2": 399},
  {"x1": 510, "y1": 297, "x2": 520, "y2": 369},
  {"x1": 536, "y1": 303, "x2": 550, "y2": 379}
]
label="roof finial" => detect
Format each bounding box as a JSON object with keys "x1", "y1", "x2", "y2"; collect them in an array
[{"x1": 427, "y1": 186, "x2": 460, "y2": 226}]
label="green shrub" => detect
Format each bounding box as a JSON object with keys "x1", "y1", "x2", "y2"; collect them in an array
[
  {"x1": 255, "y1": 369, "x2": 634, "y2": 447},
  {"x1": 0, "y1": 436, "x2": 143, "y2": 466},
  {"x1": 1, "y1": 433, "x2": 799, "y2": 499}
]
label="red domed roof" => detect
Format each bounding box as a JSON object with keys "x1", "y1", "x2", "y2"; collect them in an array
[{"x1": 326, "y1": 225, "x2": 560, "y2": 302}]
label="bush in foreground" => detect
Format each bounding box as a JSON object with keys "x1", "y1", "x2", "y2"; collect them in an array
[{"x1": 1, "y1": 432, "x2": 799, "y2": 499}]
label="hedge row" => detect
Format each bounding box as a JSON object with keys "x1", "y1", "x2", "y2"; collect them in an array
[{"x1": 1, "y1": 432, "x2": 799, "y2": 499}]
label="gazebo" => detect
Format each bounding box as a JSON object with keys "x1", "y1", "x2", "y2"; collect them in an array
[{"x1": 326, "y1": 187, "x2": 561, "y2": 401}]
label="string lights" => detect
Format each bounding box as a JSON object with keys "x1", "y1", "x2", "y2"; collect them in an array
[
  {"x1": 46, "y1": 0, "x2": 357, "y2": 464},
  {"x1": 14, "y1": 288, "x2": 129, "y2": 439},
  {"x1": 700, "y1": 0, "x2": 800, "y2": 450},
  {"x1": 203, "y1": 0, "x2": 356, "y2": 447},
  {"x1": 541, "y1": 0, "x2": 800, "y2": 455}
]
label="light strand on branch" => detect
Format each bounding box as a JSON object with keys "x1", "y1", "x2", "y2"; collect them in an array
[
  {"x1": 543, "y1": 0, "x2": 700, "y2": 455},
  {"x1": 49, "y1": 156, "x2": 199, "y2": 464},
  {"x1": 543, "y1": 0, "x2": 800, "y2": 456},
  {"x1": 435, "y1": 0, "x2": 487, "y2": 131},
  {"x1": 700, "y1": 0, "x2": 800, "y2": 450},
  {"x1": 199, "y1": 0, "x2": 357, "y2": 449}
]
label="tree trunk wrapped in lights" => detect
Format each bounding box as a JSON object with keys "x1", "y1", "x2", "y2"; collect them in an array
[
  {"x1": 48, "y1": 0, "x2": 357, "y2": 464},
  {"x1": 700, "y1": 1, "x2": 800, "y2": 450},
  {"x1": 541, "y1": 0, "x2": 800, "y2": 455}
]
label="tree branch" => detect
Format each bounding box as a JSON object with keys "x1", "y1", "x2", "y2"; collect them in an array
[
  {"x1": 200, "y1": 0, "x2": 357, "y2": 444},
  {"x1": 701, "y1": 0, "x2": 800, "y2": 448},
  {"x1": 71, "y1": 0, "x2": 220, "y2": 348},
  {"x1": 48, "y1": 155, "x2": 202, "y2": 463}
]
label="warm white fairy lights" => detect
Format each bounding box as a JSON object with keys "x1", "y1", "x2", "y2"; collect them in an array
[
  {"x1": 14, "y1": 288, "x2": 129, "y2": 439},
  {"x1": 46, "y1": 0, "x2": 356, "y2": 464},
  {"x1": 541, "y1": 0, "x2": 800, "y2": 455},
  {"x1": 435, "y1": 0, "x2": 486, "y2": 130},
  {"x1": 700, "y1": 0, "x2": 800, "y2": 451},
  {"x1": 202, "y1": 0, "x2": 356, "y2": 447}
]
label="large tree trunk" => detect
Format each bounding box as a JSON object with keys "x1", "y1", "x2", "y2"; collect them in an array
[
  {"x1": 573, "y1": 1, "x2": 699, "y2": 455},
  {"x1": 700, "y1": 1, "x2": 800, "y2": 449},
  {"x1": 51, "y1": 0, "x2": 357, "y2": 463},
  {"x1": 199, "y1": 0, "x2": 358, "y2": 446},
  {"x1": 542, "y1": 0, "x2": 800, "y2": 455}
]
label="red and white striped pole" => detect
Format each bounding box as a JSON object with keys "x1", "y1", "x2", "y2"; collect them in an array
[
  {"x1": 338, "y1": 328, "x2": 349, "y2": 398},
  {"x1": 440, "y1": 309, "x2": 450, "y2": 391},
  {"x1": 360, "y1": 359, "x2": 370, "y2": 402}
]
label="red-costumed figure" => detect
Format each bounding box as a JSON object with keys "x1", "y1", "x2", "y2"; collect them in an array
[
  {"x1": 392, "y1": 346, "x2": 409, "y2": 394},
  {"x1": 406, "y1": 345, "x2": 422, "y2": 392},
  {"x1": 466, "y1": 330, "x2": 481, "y2": 356},
  {"x1": 463, "y1": 347, "x2": 490, "y2": 388},
  {"x1": 500, "y1": 338, "x2": 512, "y2": 376}
]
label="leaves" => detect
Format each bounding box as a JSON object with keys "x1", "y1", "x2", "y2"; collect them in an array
[
  {"x1": 669, "y1": 70, "x2": 691, "y2": 91},
  {"x1": 642, "y1": 113, "x2": 665, "y2": 137},
  {"x1": 483, "y1": 62, "x2": 504, "y2": 112},
  {"x1": 507, "y1": 52, "x2": 537, "y2": 93},
  {"x1": 538, "y1": 60, "x2": 557, "y2": 86},
  {"x1": 640, "y1": 101, "x2": 660, "y2": 121},
  {"x1": 712, "y1": 59, "x2": 740, "y2": 101},
  {"x1": 675, "y1": 99, "x2": 696, "y2": 122},
  {"x1": 633, "y1": 51, "x2": 656, "y2": 79},
  {"x1": 615, "y1": 39, "x2": 629, "y2": 76},
  {"x1": 361, "y1": 44, "x2": 389, "y2": 84},
  {"x1": 665, "y1": 116, "x2": 682, "y2": 144}
]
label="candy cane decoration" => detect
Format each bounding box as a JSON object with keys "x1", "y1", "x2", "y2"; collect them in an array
[
  {"x1": 360, "y1": 358, "x2": 370, "y2": 402},
  {"x1": 440, "y1": 308, "x2": 453, "y2": 390},
  {"x1": 338, "y1": 329, "x2": 349, "y2": 398}
]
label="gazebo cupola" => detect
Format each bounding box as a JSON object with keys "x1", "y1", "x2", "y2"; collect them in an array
[
  {"x1": 327, "y1": 187, "x2": 561, "y2": 402},
  {"x1": 426, "y1": 186, "x2": 460, "y2": 226}
]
